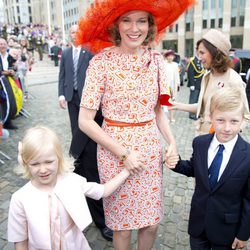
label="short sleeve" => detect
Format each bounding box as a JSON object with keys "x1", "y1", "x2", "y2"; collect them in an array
[
  {"x1": 8, "y1": 193, "x2": 28, "y2": 242},
  {"x1": 80, "y1": 53, "x2": 106, "y2": 110},
  {"x1": 156, "y1": 53, "x2": 172, "y2": 106}
]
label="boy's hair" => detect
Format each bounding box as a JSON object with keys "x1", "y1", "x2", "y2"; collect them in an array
[
  {"x1": 17, "y1": 125, "x2": 74, "y2": 178},
  {"x1": 210, "y1": 87, "x2": 247, "y2": 117}
]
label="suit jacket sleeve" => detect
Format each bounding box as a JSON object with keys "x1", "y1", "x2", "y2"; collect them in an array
[
  {"x1": 172, "y1": 139, "x2": 196, "y2": 177},
  {"x1": 58, "y1": 49, "x2": 66, "y2": 97},
  {"x1": 236, "y1": 164, "x2": 250, "y2": 241}
]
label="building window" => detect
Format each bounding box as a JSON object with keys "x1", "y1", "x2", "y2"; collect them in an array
[
  {"x1": 231, "y1": 0, "x2": 246, "y2": 27},
  {"x1": 218, "y1": 18, "x2": 223, "y2": 28},
  {"x1": 185, "y1": 7, "x2": 194, "y2": 32},
  {"x1": 230, "y1": 35, "x2": 243, "y2": 49},
  {"x1": 231, "y1": 17, "x2": 236, "y2": 27},
  {"x1": 210, "y1": 19, "x2": 215, "y2": 28},
  {"x1": 28, "y1": 6, "x2": 31, "y2": 14},
  {"x1": 18, "y1": 16, "x2": 20, "y2": 23},
  {"x1": 202, "y1": 19, "x2": 207, "y2": 29},
  {"x1": 29, "y1": 16, "x2": 32, "y2": 23},
  {"x1": 162, "y1": 40, "x2": 178, "y2": 52},
  {"x1": 175, "y1": 24, "x2": 178, "y2": 33},
  {"x1": 17, "y1": 6, "x2": 19, "y2": 13},
  {"x1": 185, "y1": 39, "x2": 194, "y2": 58},
  {"x1": 239, "y1": 16, "x2": 244, "y2": 26}
]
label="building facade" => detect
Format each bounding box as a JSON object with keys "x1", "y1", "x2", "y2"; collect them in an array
[
  {"x1": 3, "y1": 0, "x2": 33, "y2": 24},
  {"x1": 162, "y1": 0, "x2": 250, "y2": 57},
  {"x1": 1, "y1": 0, "x2": 249, "y2": 57}
]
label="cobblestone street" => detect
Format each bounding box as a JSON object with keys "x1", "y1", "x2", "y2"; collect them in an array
[{"x1": 1, "y1": 55, "x2": 250, "y2": 250}]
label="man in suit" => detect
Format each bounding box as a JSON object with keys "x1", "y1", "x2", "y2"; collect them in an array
[
  {"x1": 166, "y1": 87, "x2": 250, "y2": 249},
  {"x1": 187, "y1": 54, "x2": 205, "y2": 120},
  {"x1": 58, "y1": 25, "x2": 113, "y2": 241}
]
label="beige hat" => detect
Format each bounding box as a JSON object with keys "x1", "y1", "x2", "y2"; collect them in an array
[{"x1": 202, "y1": 29, "x2": 231, "y2": 55}]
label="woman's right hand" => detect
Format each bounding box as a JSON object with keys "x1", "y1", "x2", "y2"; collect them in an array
[
  {"x1": 124, "y1": 150, "x2": 145, "y2": 175},
  {"x1": 167, "y1": 101, "x2": 178, "y2": 111}
]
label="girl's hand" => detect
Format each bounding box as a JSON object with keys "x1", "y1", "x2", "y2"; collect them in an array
[{"x1": 124, "y1": 150, "x2": 145, "y2": 175}]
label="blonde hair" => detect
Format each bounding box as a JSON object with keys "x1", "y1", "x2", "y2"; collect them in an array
[
  {"x1": 17, "y1": 125, "x2": 74, "y2": 178},
  {"x1": 210, "y1": 87, "x2": 248, "y2": 118}
]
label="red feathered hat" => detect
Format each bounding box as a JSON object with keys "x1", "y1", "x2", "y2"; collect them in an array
[{"x1": 77, "y1": 0, "x2": 196, "y2": 53}]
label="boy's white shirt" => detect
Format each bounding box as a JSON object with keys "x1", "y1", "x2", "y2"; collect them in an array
[{"x1": 208, "y1": 134, "x2": 238, "y2": 180}]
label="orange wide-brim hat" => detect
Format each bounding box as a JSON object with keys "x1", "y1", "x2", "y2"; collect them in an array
[{"x1": 77, "y1": 0, "x2": 196, "y2": 53}]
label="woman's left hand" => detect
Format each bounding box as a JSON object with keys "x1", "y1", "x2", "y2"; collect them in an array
[{"x1": 124, "y1": 150, "x2": 145, "y2": 175}]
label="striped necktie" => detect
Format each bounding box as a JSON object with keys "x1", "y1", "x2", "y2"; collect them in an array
[{"x1": 73, "y1": 48, "x2": 78, "y2": 90}]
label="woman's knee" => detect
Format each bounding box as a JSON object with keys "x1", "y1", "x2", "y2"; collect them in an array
[
  {"x1": 139, "y1": 224, "x2": 159, "y2": 235},
  {"x1": 114, "y1": 230, "x2": 132, "y2": 240}
]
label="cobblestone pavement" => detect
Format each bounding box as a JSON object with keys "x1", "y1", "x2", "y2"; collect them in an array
[{"x1": 0, "y1": 55, "x2": 250, "y2": 250}]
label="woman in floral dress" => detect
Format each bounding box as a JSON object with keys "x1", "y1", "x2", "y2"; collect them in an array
[{"x1": 77, "y1": 0, "x2": 195, "y2": 249}]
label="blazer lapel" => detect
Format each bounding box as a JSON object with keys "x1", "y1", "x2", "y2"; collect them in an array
[
  {"x1": 69, "y1": 47, "x2": 74, "y2": 71},
  {"x1": 197, "y1": 72, "x2": 209, "y2": 117},
  {"x1": 212, "y1": 136, "x2": 247, "y2": 192},
  {"x1": 77, "y1": 49, "x2": 86, "y2": 71},
  {"x1": 199, "y1": 135, "x2": 213, "y2": 188}
]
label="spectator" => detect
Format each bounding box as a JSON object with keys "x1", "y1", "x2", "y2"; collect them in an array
[
  {"x1": 58, "y1": 24, "x2": 113, "y2": 241},
  {"x1": 50, "y1": 40, "x2": 62, "y2": 66},
  {"x1": 186, "y1": 53, "x2": 205, "y2": 120},
  {"x1": 229, "y1": 48, "x2": 242, "y2": 74},
  {"x1": 0, "y1": 38, "x2": 18, "y2": 129},
  {"x1": 172, "y1": 29, "x2": 249, "y2": 135},
  {"x1": 163, "y1": 49, "x2": 180, "y2": 123}
]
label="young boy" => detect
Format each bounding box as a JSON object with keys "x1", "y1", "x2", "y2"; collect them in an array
[{"x1": 166, "y1": 87, "x2": 250, "y2": 249}]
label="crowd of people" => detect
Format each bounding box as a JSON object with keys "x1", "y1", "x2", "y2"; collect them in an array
[
  {"x1": 2, "y1": 0, "x2": 250, "y2": 249},
  {"x1": 0, "y1": 23, "x2": 66, "y2": 140}
]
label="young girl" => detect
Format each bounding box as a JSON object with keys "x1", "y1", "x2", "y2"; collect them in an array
[{"x1": 8, "y1": 125, "x2": 132, "y2": 250}]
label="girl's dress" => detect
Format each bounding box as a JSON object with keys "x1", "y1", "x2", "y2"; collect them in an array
[
  {"x1": 8, "y1": 173, "x2": 104, "y2": 249},
  {"x1": 81, "y1": 48, "x2": 169, "y2": 230}
]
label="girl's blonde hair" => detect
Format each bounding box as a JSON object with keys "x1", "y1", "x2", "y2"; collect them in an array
[{"x1": 17, "y1": 125, "x2": 74, "y2": 178}]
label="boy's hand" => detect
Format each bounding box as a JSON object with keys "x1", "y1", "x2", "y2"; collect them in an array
[
  {"x1": 231, "y1": 238, "x2": 247, "y2": 249},
  {"x1": 165, "y1": 144, "x2": 179, "y2": 169}
]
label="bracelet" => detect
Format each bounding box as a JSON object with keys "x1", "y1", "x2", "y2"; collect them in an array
[{"x1": 120, "y1": 149, "x2": 130, "y2": 162}]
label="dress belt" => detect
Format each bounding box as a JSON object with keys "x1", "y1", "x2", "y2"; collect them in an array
[{"x1": 104, "y1": 118, "x2": 153, "y2": 127}]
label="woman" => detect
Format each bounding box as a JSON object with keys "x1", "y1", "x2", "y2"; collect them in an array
[
  {"x1": 19, "y1": 36, "x2": 34, "y2": 71},
  {"x1": 77, "y1": 1, "x2": 194, "y2": 249},
  {"x1": 173, "y1": 29, "x2": 249, "y2": 135}
]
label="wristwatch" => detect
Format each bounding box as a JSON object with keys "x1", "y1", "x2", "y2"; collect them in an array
[{"x1": 120, "y1": 150, "x2": 130, "y2": 162}]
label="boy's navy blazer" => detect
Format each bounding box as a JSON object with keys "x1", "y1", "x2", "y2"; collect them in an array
[{"x1": 173, "y1": 133, "x2": 250, "y2": 245}]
